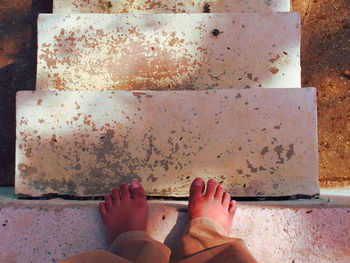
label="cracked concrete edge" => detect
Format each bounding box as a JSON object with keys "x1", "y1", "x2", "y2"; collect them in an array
[{"x1": 1, "y1": 187, "x2": 349, "y2": 208}]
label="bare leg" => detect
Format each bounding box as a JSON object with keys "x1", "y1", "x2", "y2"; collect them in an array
[
  {"x1": 188, "y1": 177, "x2": 236, "y2": 233},
  {"x1": 99, "y1": 181, "x2": 148, "y2": 245}
]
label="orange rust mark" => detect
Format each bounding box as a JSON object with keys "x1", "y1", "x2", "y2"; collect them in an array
[
  {"x1": 132, "y1": 92, "x2": 154, "y2": 99},
  {"x1": 75, "y1": 101, "x2": 81, "y2": 110},
  {"x1": 144, "y1": 0, "x2": 162, "y2": 10},
  {"x1": 52, "y1": 74, "x2": 66, "y2": 90},
  {"x1": 38, "y1": 119, "x2": 45, "y2": 124},
  {"x1": 132, "y1": 91, "x2": 147, "y2": 97},
  {"x1": 128, "y1": 26, "x2": 138, "y2": 34},
  {"x1": 96, "y1": 29, "x2": 105, "y2": 37},
  {"x1": 84, "y1": 114, "x2": 92, "y2": 125},
  {"x1": 51, "y1": 134, "x2": 57, "y2": 141},
  {"x1": 169, "y1": 38, "x2": 177, "y2": 46},
  {"x1": 269, "y1": 55, "x2": 280, "y2": 63},
  {"x1": 106, "y1": 129, "x2": 115, "y2": 136},
  {"x1": 37, "y1": 99, "x2": 43, "y2": 105},
  {"x1": 269, "y1": 67, "x2": 280, "y2": 75},
  {"x1": 18, "y1": 163, "x2": 37, "y2": 174},
  {"x1": 39, "y1": 48, "x2": 58, "y2": 69},
  {"x1": 73, "y1": 113, "x2": 82, "y2": 121},
  {"x1": 84, "y1": 120, "x2": 91, "y2": 125}
]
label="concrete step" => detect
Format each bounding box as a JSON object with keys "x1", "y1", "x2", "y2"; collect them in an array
[
  {"x1": 53, "y1": 0, "x2": 290, "y2": 14},
  {"x1": 16, "y1": 89, "x2": 318, "y2": 198},
  {"x1": 1, "y1": 187, "x2": 349, "y2": 263},
  {"x1": 37, "y1": 13, "x2": 300, "y2": 91}
]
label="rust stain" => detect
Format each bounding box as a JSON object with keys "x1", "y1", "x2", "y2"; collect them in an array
[
  {"x1": 18, "y1": 163, "x2": 37, "y2": 177},
  {"x1": 74, "y1": 101, "x2": 81, "y2": 110},
  {"x1": 269, "y1": 67, "x2": 280, "y2": 75},
  {"x1": 132, "y1": 91, "x2": 153, "y2": 99},
  {"x1": 269, "y1": 54, "x2": 280, "y2": 63},
  {"x1": 37, "y1": 99, "x2": 43, "y2": 105}
]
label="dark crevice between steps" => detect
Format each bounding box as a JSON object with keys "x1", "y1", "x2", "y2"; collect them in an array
[
  {"x1": 16, "y1": 193, "x2": 320, "y2": 201},
  {"x1": 0, "y1": 0, "x2": 53, "y2": 186}
]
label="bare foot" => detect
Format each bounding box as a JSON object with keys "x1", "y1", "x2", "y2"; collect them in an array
[
  {"x1": 188, "y1": 177, "x2": 236, "y2": 233},
  {"x1": 99, "y1": 181, "x2": 148, "y2": 245}
]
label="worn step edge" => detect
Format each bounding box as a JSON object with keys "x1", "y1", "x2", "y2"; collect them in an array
[{"x1": 53, "y1": 0, "x2": 291, "y2": 14}]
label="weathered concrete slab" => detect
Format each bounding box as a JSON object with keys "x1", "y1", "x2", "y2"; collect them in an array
[
  {"x1": 16, "y1": 89, "x2": 318, "y2": 197},
  {"x1": 1, "y1": 192, "x2": 349, "y2": 263},
  {"x1": 36, "y1": 13, "x2": 301, "y2": 91},
  {"x1": 53, "y1": 0, "x2": 290, "y2": 14}
]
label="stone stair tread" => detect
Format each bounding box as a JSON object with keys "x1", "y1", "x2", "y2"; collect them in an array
[
  {"x1": 1, "y1": 193, "x2": 349, "y2": 263},
  {"x1": 16, "y1": 89, "x2": 318, "y2": 197},
  {"x1": 36, "y1": 13, "x2": 300, "y2": 91},
  {"x1": 53, "y1": 0, "x2": 290, "y2": 14}
]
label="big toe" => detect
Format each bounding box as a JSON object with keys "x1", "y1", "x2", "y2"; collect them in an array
[
  {"x1": 190, "y1": 177, "x2": 205, "y2": 198},
  {"x1": 130, "y1": 180, "x2": 146, "y2": 200}
]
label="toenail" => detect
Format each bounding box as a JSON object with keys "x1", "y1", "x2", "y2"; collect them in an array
[
  {"x1": 130, "y1": 181, "x2": 141, "y2": 189},
  {"x1": 193, "y1": 178, "x2": 203, "y2": 186}
]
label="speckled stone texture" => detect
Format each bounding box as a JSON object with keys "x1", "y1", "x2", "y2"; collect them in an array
[
  {"x1": 36, "y1": 13, "x2": 300, "y2": 91},
  {"x1": 16, "y1": 89, "x2": 318, "y2": 197},
  {"x1": 53, "y1": 0, "x2": 290, "y2": 14},
  {"x1": 1, "y1": 194, "x2": 349, "y2": 263}
]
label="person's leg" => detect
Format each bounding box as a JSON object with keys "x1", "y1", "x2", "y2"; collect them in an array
[
  {"x1": 59, "y1": 181, "x2": 170, "y2": 263},
  {"x1": 177, "y1": 178, "x2": 257, "y2": 263}
]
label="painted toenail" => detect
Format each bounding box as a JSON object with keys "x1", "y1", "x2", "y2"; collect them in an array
[
  {"x1": 130, "y1": 181, "x2": 141, "y2": 189},
  {"x1": 193, "y1": 178, "x2": 203, "y2": 186}
]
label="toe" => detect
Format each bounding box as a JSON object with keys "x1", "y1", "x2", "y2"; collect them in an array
[
  {"x1": 99, "y1": 202, "x2": 107, "y2": 218},
  {"x1": 204, "y1": 179, "x2": 216, "y2": 198},
  {"x1": 112, "y1": 188, "x2": 120, "y2": 204},
  {"x1": 104, "y1": 195, "x2": 113, "y2": 211},
  {"x1": 120, "y1": 183, "x2": 130, "y2": 199},
  {"x1": 189, "y1": 177, "x2": 205, "y2": 199},
  {"x1": 222, "y1": 192, "x2": 231, "y2": 208},
  {"x1": 214, "y1": 184, "x2": 224, "y2": 200},
  {"x1": 229, "y1": 200, "x2": 237, "y2": 215},
  {"x1": 130, "y1": 180, "x2": 146, "y2": 200}
]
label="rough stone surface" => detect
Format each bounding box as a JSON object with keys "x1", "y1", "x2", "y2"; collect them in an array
[
  {"x1": 53, "y1": 0, "x2": 290, "y2": 14},
  {"x1": 16, "y1": 89, "x2": 318, "y2": 197},
  {"x1": 291, "y1": 0, "x2": 350, "y2": 188},
  {"x1": 1, "y1": 189, "x2": 349, "y2": 263},
  {"x1": 36, "y1": 13, "x2": 301, "y2": 91}
]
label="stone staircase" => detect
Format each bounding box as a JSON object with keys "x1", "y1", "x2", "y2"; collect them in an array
[{"x1": 1, "y1": 0, "x2": 349, "y2": 262}]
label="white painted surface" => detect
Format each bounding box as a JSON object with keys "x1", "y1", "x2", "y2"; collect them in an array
[
  {"x1": 36, "y1": 13, "x2": 300, "y2": 91},
  {"x1": 53, "y1": 0, "x2": 290, "y2": 14},
  {"x1": 16, "y1": 89, "x2": 318, "y2": 197}
]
